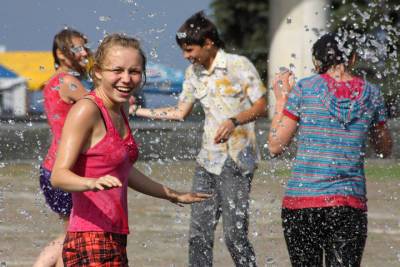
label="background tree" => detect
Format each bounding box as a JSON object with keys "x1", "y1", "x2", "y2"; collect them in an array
[
  {"x1": 210, "y1": 0, "x2": 269, "y2": 83},
  {"x1": 211, "y1": 0, "x2": 399, "y2": 117},
  {"x1": 329, "y1": 0, "x2": 400, "y2": 117}
]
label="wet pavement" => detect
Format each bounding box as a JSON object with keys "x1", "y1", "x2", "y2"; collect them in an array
[{"x1": 0, "y1": 159, "x2": 399, "y2": 266}]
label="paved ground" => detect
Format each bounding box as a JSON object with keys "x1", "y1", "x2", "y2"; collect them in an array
[{"x1": 0, "y1": 159, "x2": 399, "y2": 266}]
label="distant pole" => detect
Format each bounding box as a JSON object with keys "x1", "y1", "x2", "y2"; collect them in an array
[{"x1": 268, "y1": 0, "x2": 328, "y2": 118}]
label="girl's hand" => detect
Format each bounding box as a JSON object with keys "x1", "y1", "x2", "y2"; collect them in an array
[
  {"x1": 168, "y1": 191, "x2": 211, "y2": 207},
  {"x1": 272, "y1": 69, "x2": 295, "y2": 102},
  {"x1": 87, "y1": 175, "x2": 122, "y2": 191}
]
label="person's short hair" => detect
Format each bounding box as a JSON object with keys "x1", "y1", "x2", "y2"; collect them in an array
[
  {"x1": 312, "y1": 32, "x2": 356, "y2": 74},
  {"x1": 175, "y1": 11, "x2": 225, "y2": 49}
]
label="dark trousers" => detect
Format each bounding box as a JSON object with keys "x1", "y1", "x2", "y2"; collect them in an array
[
  {"x1": 188, "y1": 158, "x2": 257, "y2": 267},
  {"x1": 281, "y1": 206, "x2": 368, "y2": 267}
]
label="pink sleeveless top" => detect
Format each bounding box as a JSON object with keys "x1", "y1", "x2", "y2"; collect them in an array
[
  {"x1": 68, "y1": 92, "x2": 139, "y2": 234},
  {"x1": 42, "y1": 73, "x2": 73, "y2": 170}
]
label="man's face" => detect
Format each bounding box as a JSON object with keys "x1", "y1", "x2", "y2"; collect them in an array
[{"x1": 181, "y1": 43, "x2": 211, "y2": 67}]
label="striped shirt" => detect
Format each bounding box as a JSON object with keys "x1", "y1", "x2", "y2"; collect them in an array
[{"x1": 283, "y1": 74, "x2": 387, "y2": 211}]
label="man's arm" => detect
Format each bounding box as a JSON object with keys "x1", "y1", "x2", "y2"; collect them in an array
[
  {"x1": 134, "y1": 101, "x2": 194, "y2": 121},
  {"x1": 214, "y1": 96, "x2": 267, "y2": 144}
]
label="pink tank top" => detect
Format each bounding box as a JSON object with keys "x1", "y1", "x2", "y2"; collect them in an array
[
  {"x1": 42, "y1": 73, "x2": 73, "y2": 170},
  {"x1": 68, "y1": 92, "x2": 139, "y2": 234}
]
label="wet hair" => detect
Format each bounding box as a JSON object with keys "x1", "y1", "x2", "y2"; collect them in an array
[
  {"x1": 91, "y1": 33, "x2": 147, "y2": 87},
  {"x1": 175, "y1": 11, "x2": 225, "y2": 49},
  {"x1": 52, "y1": 28, "x2": 88, "y2": 69},
  {"x1": 312, "y1": 32, "x2": 356, "y2": 74}
]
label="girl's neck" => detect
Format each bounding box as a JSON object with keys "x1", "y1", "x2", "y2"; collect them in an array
[
  {"x1": 56, "y1": 65, "x2": 83, "y2": 77},
  {"x1": 95, "y1": 87, "x2": 121, "y2": 112},
  {"x1": 326, "y1": 65, "x2": 353, "y2": 82}
]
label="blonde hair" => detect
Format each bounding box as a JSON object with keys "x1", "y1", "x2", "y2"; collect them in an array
[{"x1": 91, "y1": 33, "x2": 147, "y2": 87}]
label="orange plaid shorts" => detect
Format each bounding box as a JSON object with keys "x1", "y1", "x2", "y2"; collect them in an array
[{"x1": 62, "y1": 231, "x2": 128, "y2": 266}]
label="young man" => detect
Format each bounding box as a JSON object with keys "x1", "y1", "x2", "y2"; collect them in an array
[{"x1": 135, "y1": 11, "x2": 266, "y2": 267}]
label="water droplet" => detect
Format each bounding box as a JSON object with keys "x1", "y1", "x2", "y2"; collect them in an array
[
  {"x1": 143, "y1": 163, "x2": 152, "y2": 175},
  {"x1": 150, "y1": 48, "x2": 158, "y2": 59},
  {"x1": 279, "y1": 66, "x2": 289, "y2": 73},
  {"x1": 69, "y1": 83, "x2": 78, "y2": 91},
  {"x1": 265, "y1": 257, "x2": 276, "y2": 266},
  {"x1": 99, "y1": 16, "x2": 111, "y2": 22}
]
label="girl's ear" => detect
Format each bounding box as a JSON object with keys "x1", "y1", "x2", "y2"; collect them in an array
[
  {"x1": 56, "y1": 48, "x2": 66, "y2": 61},
  {"x1": 93, "y1": 65, "x2": 102, "y2": 81}
]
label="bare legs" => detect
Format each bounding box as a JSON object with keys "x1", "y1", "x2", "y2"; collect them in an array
[{"x1": 33, "y1": 216, "x2": 69, "y2": 267}]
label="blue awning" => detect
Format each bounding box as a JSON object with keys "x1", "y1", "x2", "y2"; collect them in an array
[{"x1": 0, "y1": 64, "x2": 18, "y2": 78}]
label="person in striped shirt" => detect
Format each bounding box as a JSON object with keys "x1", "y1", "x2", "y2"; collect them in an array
[{"x1": 268, "y1": 32, "x2": 392, "y2": 266}]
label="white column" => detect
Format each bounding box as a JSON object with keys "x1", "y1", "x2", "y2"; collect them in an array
[
  {"x1": 12, "y1": 83, "x2": 27, "y2": 116},
  {"x1": 268, "y1": 0, "x2": 328, "y2": 118},
  {"x1": 0, "y1": 77, "x2": 27, "y2": 116}
]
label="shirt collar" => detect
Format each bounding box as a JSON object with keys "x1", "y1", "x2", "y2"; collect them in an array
[{"x1": 195, "y1": 49, "x2": 227, "y2": 76}]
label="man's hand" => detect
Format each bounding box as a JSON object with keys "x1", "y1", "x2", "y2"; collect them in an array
[{"x1": 214, "y1": 119, "x2": 236, "y2": 144}]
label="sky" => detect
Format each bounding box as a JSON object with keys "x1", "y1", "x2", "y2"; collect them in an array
[{"x1": 0, "y1": 0, "x2": 212, "y2": 70}]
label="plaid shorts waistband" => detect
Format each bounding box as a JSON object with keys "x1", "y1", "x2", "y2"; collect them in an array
[{"x1": 63, "y1": 231, "x2": 128, "y2": 266}]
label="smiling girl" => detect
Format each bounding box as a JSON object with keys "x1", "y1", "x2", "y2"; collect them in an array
[{"x1": 50, "y1": 33, "x2": 209, "y2": 266}]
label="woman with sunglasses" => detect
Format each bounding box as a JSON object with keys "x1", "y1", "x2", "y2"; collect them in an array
[{"x1": 34, "y1": 28, "x2": 93, "y2": 267}]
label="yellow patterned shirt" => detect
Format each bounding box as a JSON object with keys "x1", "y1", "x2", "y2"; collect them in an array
[{"x1": 179, "y1": 50, "x2": 266, "y2": 175}]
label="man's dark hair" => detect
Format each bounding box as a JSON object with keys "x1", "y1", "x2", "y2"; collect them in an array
[
  {"x1": 176, "y1": 11, "x2": 225, "y2": 49},
  {"x1": 312, "y1": 32, "x2": 356, "y2": 74}
]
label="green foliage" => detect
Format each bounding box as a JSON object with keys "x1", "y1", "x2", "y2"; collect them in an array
[
  {"x1": 211, "y1": 0, "x2": 400, "y2": 117},
  {"x1": 365, "y1": 161, "x2": 400, "y2": 181},
  {"x1": 210, "y1": 0, "x2": 269, "y2": 82},
  {"x1": 329, "y1": 0, "x2": 400, "y2": 117}
]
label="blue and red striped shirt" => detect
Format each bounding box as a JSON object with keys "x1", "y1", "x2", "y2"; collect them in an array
[{"x1": 282, "y1": 74, "x2": 387, "y2": 211}]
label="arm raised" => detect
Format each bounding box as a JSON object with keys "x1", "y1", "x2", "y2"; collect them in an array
[
  {"x1": 134, "y1": 100, "x2": 194, "y2": 121},
  {"x1": 268, "y1": 71, "x2": 298, "y2": 156}
]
